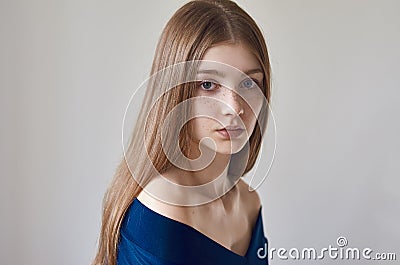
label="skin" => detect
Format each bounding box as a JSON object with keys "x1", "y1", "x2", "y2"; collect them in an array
[{"x1": 138, "y1": 43, "x2": 264, "y2": 256}]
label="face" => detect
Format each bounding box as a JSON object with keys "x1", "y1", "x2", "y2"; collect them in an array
[{"x1": 188, "y1": 43, "x2": 264, "y2": 155}]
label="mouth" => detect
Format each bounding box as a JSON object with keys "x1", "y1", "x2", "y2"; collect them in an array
[{"x1": 216, "y1": 126, "x2": 245, "y2": 139}]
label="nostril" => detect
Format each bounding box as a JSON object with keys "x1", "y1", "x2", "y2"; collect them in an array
[{"x1": 222, "y1": 101, "x2": 244, "y2": 116}]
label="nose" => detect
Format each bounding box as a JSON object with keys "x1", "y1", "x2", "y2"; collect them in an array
[{"x1": 220, "y1": 86, "x2": 244, "y2": 116}]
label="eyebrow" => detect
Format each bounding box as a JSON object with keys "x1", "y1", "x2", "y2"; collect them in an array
[
  {"x1": 197, "y1": 69, "x2": 225, "y2": 77},
  {"x1": 197, "y1": 68, "x2": 263, "y2": 77},
  {"x1": 245, "y1": 68, "x2": 263, "y2": 75}
]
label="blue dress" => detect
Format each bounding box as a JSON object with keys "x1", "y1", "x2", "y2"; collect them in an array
[{"x1": 117, "y1": 198, "x2": 269, "y2": 265}]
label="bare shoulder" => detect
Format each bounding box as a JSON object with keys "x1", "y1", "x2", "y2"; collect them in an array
[
  {"x1": 237, "y1": 179, "x2": 262, "y2": 218},
  {"x1": 136, "y1": 177, "x2": 190, "y2": 222}
]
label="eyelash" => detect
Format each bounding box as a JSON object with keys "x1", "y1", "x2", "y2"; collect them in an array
[
  {"x1": 197, "y1": 80, "x2": 220, "y2": 91},
  {"x1": 242, "y1": 78, "x2": 261, "y2": 89},
  {"x1": 250, "y1": 78, "x2": 262, "y2": 88},
  {"x1": 197, "y1": 78, "x2": 262, "y2": 91}
]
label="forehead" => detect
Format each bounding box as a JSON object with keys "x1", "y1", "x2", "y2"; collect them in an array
[{"x1": 201, "y1": 43, "x2": 261, "y2": 73}]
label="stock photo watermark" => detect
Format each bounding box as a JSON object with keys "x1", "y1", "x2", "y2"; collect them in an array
[{"x1": 257, "y1": 236, "x2": 397, "y2": 261}]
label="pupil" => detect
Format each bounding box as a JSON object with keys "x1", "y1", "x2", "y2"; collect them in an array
[
  {"x1": 203, "y1": 82, "x2": 212, "y2": 89},
  {"x1": 244, "y1": 79, "x2": 253, "y2": 88}
]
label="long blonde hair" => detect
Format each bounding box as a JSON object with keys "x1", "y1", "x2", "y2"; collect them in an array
[{"x1": 92, "y1": 1, "x2": 271, "y2": 264}]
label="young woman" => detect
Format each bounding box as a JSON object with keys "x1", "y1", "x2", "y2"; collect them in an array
[{"x1": 92, "y1": 0, "x2": 272, "y2": 264}]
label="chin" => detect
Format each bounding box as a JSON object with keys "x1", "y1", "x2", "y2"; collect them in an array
[{"x1": 215, "y1": 142, "x2": 246, "y2": 155}]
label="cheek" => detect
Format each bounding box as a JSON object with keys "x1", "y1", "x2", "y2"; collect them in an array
[
  {"x1": 245, "y1": 93, "x2": 263, "y2": 113},
  {"x1": 244, "y1": 97, "x2": 263, "y2": 118},
  {"x1": 242, "y1": 99, "x2": 263, "y2": 132},
  {"x1": 243, "y1": 114, "x2": 257, "y2": 135},
  {"x1": 191, "y1": 97, "x2": 220, "y2": 120},
  {"x1": 188, "y1": 117, "x2": 213, "y2": 141}
]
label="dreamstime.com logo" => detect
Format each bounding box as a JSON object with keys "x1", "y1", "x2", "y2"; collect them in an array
[{"x1": 257, "y1": 236, "x2": 397, "y2": 261}]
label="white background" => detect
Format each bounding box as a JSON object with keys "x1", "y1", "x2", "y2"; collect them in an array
[{"x1": 1, "y1": 0, "x2": 399, "y2": 264}]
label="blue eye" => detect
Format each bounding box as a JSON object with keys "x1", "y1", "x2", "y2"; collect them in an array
[
  {"x1": 241, "y1": 78, "x2": 258, "y2": 89},
  {"x1": 199, "y1": 81, "x2": 218, "y2": 91}
]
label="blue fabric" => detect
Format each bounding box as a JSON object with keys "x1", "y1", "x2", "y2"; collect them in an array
[{"x1": 117, "y1": 198, "x2": 269, "y2": 265}]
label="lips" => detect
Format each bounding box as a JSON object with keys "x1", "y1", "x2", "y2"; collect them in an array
[{"x1": 216, "y1": 126, "x2": 245, "y2": 139}]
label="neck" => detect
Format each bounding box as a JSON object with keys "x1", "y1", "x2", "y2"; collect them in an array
[
  {"x1": 189, "y1": 152, "x2": 230, "y2": 185},
  {"x1": 166, "y1": 142, "x2": 232, "y2": 186},
  {"x1": 146, "y1": 143, "x2": 240, "y2": 206}
]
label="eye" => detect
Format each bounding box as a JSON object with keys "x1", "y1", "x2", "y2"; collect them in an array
[
  {"x1": 240, "y1": 78, "x2": 259, "y2": 89},
  {"x1": 199, "y1": 81, "x2": 219, "y2": 91}
]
